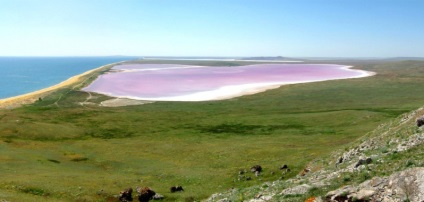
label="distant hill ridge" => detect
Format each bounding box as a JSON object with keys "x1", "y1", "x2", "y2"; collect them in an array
[
  {"x1": 382, "y1": 57, "x2": 424, "y2": 61},
  {"x1": 240, "y1": 56, "x2": 292, "y2": 60}
]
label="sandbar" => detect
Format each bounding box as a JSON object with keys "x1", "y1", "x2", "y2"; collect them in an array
[{"x1": 0, "y1": 64, "x2": 113, "y2": 109}]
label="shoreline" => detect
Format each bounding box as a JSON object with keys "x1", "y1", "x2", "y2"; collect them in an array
[
  {"x1": 1, "y1": 63, "x2": 377, "y2": 108},
  {"x1": 214, "y1": 67, "x2": 376, "y2": 101},
  {"x1": 89, "y1": 65, "x2": 376, "y2": 102},
  {"x1": 142, "y1": 58, "x2": 303, "y2": 63},
  {"x1": 0, "y1": 63, "x2": 118, "y2": 109},
  {"x1": 212, "y1": 66, "x2": 376, "y2": 101}
]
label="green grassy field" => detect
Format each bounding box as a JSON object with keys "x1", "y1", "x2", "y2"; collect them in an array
[{"x1": 1, "y1": 60, "x2": 424, "y2": 201}]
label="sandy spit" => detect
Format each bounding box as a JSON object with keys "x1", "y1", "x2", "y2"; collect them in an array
[{"x1": 0, "y1": 63, "x2": 115, "y2": 109}]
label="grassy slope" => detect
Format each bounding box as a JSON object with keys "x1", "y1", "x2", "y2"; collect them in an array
[
  {"x1": 0, "y1": 60, "x2": 424, "y2": 201},
  {"x1": 209, "y1": 106, "x2": 424, "y2": 201}
]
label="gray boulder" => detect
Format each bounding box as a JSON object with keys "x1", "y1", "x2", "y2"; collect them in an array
[
  {"x1": 355, "y1": 157, "x2": 373, "y2": 168},
  {"x1": 152, "y1": 193, "x2": 164, "y2": 200},
  {"x1": 251, "y1": 165, "x2": 262, "y2": 173},
  {"x1": 136, "y1": 187, "x2": 156, "y2": 202},
  {"x1": 119, "y1": 187, "x2": 133, "y2": 202},
  {"x1": 416, "y1": 116, "x2": 424, "y2": 127},
  {"x1": 326, "y1": 167, "x2": 424, "y2": 202}
]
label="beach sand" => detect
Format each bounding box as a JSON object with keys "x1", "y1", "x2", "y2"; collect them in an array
[{"x1": 0, "y1": 64, "x2": 112, "y2": 109}]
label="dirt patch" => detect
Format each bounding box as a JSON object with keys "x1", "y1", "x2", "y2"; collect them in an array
[{"x1": 100, "y1": 98, "x2": 153, "y2": 107}]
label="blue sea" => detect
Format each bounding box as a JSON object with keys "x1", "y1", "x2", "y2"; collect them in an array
[{"x1": 0, "y1": 57, "x2": 138, "y2": 99}]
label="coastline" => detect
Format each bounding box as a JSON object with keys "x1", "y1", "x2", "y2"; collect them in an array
[
  {"x1": 89, "y1": 65, "x2": 376, "y2": 102},
  {"x1": 1, "y1": 63, "x2": 376, "y2": 109},
  {"x1": 143, "y1": 58, "x2": 303, "y2": 63},
  {"x1": 215, "y1": 67, "x2": 376, "y2": 101},
  {"x1": 209, "y1": 66, "x2": 376, "y2": 101},
  {"x1": 0, "y1": 63, "x2": 116, "y2": 109}
]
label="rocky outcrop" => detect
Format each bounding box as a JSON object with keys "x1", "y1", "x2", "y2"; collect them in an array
[
  {"x1": 354, "y1": 157, "x2": 373, "y2": 168},
  {"x1": 136, "y1": 187, "x2": 156, "y2": 202},
  {"x1": 119, "y1": 188, "x2": 133, "y2": 202},
  {"x1": 395, "y1": 133, "x2": 424, "y2": 152},
  {"x1": 280, "y1": 184, "x2": 312, "y2": 195},
  {"x1": 170, "y1": 186, "x2": 184, "y2": 193},
  {"x1": 205, "y1": 108, "x2": 424, "y2": 202},
  {"x1": 326, "y1": 167, "x2": 424, "y2": 202},
  {"x1": 151, "y1": 193, "x2": 164, "y2": 200},
  {"x1": 416, "y1": 115, "x2": 424, "y2": 127},
  {"x1": 118, "y1": 187, "x2": 161, "y2": 202},
  {"x1": 250, "y1": 165, "x2": 262, "y2": 173},
  {"x1": 279, "y1": 164, "x2": 289, "y2": 170}
]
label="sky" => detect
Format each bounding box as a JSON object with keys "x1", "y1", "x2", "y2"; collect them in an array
[{"x1": 0, "y1": 0, "x2": 423, "y2": 57}]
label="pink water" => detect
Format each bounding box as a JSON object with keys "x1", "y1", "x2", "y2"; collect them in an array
[{"x1": 83, "y1": 64, "x2": 372, "y2": 101}]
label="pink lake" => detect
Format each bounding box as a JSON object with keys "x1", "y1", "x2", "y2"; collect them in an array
[{"x1": 83, "y1": 64, "x2": 374, "y2": 101}]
